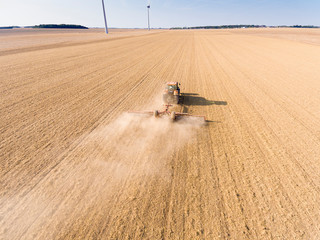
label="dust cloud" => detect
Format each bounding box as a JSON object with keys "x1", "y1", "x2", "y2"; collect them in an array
[
  {"x1": 0, "y1": 101, "x2": 205, "y2": 239},
  {"x1": 90, "y1": 112, "x2": 205, "y2": 182}
]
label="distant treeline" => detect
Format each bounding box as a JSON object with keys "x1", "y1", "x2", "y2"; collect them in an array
[
  {"x1": 171, "y1": 25, "x2": 266, "y2": 29},
  {"x1": 33, "y1": 24, "x2": 88, "y2": 29},
  {"x1": 171, "y1": 25, "x2": 265, "y2": 30},
  {"x1": 0, "y1": 26, "x2": 21, "y2": 29},
  {"x1": 170, "y1": 25, "x2": 320, "y2": 30},
  {"x1": 287, "y1": 25, "x2": 319, "y2": 28}
]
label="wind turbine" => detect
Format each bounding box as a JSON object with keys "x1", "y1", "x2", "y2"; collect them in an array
[
  {"x1": 147, "y1": 2, "x2": 151, "y2": 31},
  {"x1": 102, "y1": 0, "x2": 108, "y2": 34}
]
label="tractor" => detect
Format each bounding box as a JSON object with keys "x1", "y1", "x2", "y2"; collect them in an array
[
  {"x1": 128, "y1": 82, "x2": 206, "y2": 121},
  {"x1": 162, "y1": 82, "x2": 180, "y2": 104}
]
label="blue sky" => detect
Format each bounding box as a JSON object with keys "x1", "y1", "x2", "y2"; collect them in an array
[{"x1": 0, "y1": 0, "x2": 319, "y2": 28}]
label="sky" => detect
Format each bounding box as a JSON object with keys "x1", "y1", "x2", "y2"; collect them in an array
[{"x1": 0, "y1": 0, "x2": 319, "y2": 28}]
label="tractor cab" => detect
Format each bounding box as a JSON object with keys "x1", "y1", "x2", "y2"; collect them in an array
[
  {"x1": 163, "y1": 82, "x2": 181, "y2": 104},
  {"x1": 165, "y1": 82, "x2": 180, "y2": 94}
]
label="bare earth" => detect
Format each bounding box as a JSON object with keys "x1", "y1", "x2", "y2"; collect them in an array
[{"x1": 1, "y1": 28, "x2": 320, "y2": 239}]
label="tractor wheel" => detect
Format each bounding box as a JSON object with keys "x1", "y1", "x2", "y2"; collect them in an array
[
  {"x1": 170, "y1": 111, "x2": 176, "y2": 121},
  {"x1": 180, "y1": 95, "x2": 184, "y2": 104},
  {"x1": 174, "y1": 95, "x2": 179, "y2": 104}
]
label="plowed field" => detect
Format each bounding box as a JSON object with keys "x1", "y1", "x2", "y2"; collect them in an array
[{"x1": 1, "y1": 28, "x2": 320, "y2": 239}]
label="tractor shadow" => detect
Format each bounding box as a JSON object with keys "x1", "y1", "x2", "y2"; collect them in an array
[
  {"x1": 181, "y1": 93, "x2": 227, "y2": 106},
  {"x1": 182, "y1": 93, "x2": 199, "y2": 96},
  {"x1": 180, "y1": 93, "x2": 227, "y2": 124}
]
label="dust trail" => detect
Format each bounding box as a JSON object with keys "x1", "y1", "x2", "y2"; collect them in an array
[
  {"x1": 90, "y1": 112, "x2": 205, "y2": 180},
  {"x1": 0, "y1": 108, "x2": 205, "y2": 239}
]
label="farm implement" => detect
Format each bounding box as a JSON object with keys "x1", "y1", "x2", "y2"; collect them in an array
[{"x1": 129, "y1": 82, "x2": 206, "y2": 122}]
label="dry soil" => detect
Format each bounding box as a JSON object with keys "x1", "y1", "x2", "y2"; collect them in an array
[{"x1": 1, "y1": 28, "x2": 320, "y2": 239}]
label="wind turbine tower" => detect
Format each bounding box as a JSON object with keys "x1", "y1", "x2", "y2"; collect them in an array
[
  {"x1": 102, "y1": 0, "x2": 109, "y2": 34},
  {"x1": 147, "y1": 4, "x2": 151, "y2": 31}
]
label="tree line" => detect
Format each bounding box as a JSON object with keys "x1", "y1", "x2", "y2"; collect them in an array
[
  {"x1": 33, "y1": 24, "x2": 88, "y2": 29},
  {"x1": 170, "y1": 25, "x2": 320, "y2": 30}
]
